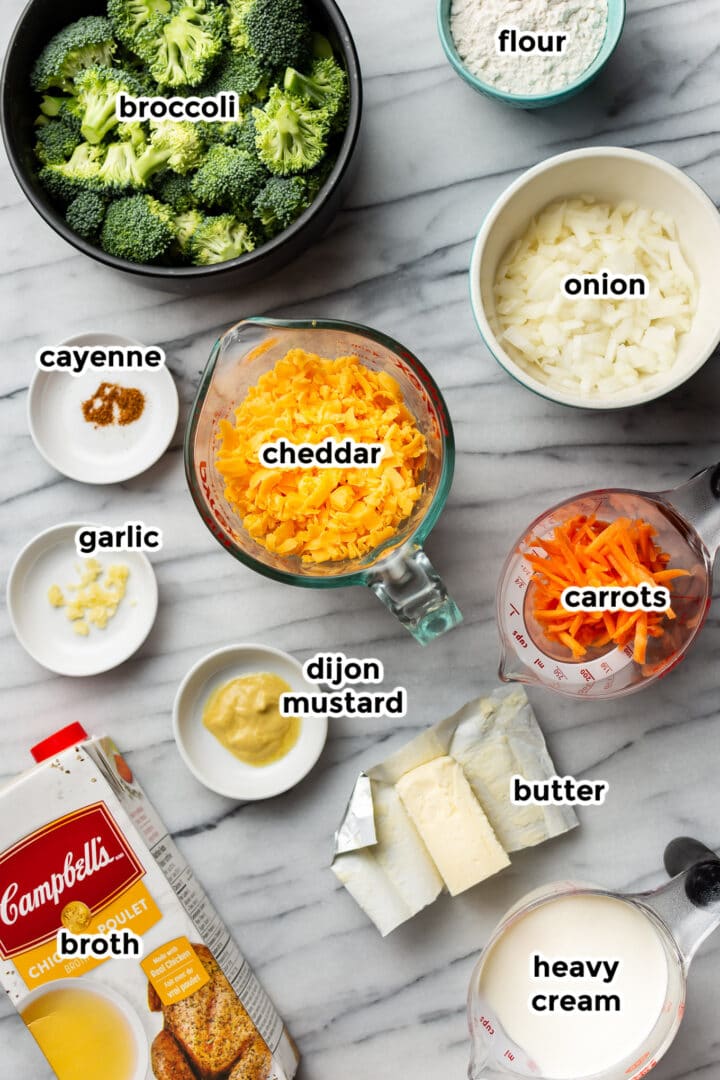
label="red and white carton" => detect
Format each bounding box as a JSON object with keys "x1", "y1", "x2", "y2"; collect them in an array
[{"x1": 0, "y1": 723, "x2": 299, "y2": 1080}]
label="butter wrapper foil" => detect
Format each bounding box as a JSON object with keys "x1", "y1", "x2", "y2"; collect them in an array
[{"x1": 334, "y1": 773, "x2": 376, "y2": 854}]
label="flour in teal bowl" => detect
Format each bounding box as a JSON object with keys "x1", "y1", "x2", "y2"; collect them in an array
[{"x1": 450, "y1": 0, "x2": 609, "y2": 96}]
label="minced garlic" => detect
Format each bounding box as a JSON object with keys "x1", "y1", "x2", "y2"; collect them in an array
[{"x1": 48, "y1": 560, "x2": 130, "y2": 635}]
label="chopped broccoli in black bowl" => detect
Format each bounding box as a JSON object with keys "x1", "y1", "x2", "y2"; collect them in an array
[{"x1": 1, "y1": 0, "x2": 361, "y2": 289}]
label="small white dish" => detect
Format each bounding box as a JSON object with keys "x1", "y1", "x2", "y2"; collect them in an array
[
  {"x1": 173, "y1": 644, "x2": 327, "y2": 800},
  {"x1": 470, "y1": 147, "x2": 720, "y2": 409},
  {"x1": 28, "y1": 332, "x2": 178, "y2": 483},
  {"x1": 7, "y1": 522, "x2": 158, "y2": 677}
]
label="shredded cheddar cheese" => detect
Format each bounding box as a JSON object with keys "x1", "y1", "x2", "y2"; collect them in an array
[{"x1": 215, "y1": 348, "x2": 428, "y2": 563}]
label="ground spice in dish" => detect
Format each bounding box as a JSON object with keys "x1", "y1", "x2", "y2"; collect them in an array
[{"x1": 81, "y1": 382, "x2": 145, "y2": 426}]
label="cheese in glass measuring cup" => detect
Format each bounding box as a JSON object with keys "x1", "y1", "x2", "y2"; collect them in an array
[
  {"x1": 467, "y1": 838, "x2": 720, "y2": 1080},
  {"x1": 185, "y1": 317, "x2": 461, "y2": 645},
  {"x1": 496, "y1": 463, "x2": 720, "y2": 698}
]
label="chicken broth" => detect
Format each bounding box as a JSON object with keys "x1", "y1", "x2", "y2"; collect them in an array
[{"x1": 23, "y1": 987, "x2": 136, "y2": 1080}]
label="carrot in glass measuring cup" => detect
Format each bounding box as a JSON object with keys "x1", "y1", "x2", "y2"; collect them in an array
[{"x1": 527, "y1": 514, "x2": 689, "y2": 663}]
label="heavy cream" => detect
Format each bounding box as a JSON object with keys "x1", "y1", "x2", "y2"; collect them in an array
[{"x1": 478, "y1": 894, "x2": 669, "y2": 1078}]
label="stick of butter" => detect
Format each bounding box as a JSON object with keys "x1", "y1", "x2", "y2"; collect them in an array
[
  {"x1": 449, "y1": 690, "x2": 578, "y2": 852},
  {"x1": 395, "y1": 756, "x2": 510, "y2": 897}
]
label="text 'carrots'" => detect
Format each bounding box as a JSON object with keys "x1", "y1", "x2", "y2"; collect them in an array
[{"x1": 527, "y1": 514, "x2": 689, "y2": 665}]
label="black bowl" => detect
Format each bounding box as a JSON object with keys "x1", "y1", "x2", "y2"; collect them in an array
[{"x1": 1, "y1": 0, "x2": 362, "y2": 292}]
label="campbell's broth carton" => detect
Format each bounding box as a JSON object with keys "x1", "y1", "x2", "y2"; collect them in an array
[{"x1": 0, "y1": 723, "x2": 299, "y2": 1080}]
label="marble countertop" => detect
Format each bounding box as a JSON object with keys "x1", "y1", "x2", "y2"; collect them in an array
[{"x1": 2, "y1": 0, "x2": 720, "y2": 1076}]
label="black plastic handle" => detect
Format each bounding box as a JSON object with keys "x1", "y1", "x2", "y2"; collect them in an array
[{"x1": 665, "y1": 837, "x2": 720, "y2": 909}]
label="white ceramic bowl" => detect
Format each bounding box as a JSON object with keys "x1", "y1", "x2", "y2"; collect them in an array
[
  {"x1": 173, "y1": 644, "x2": 328, "y2": 800},
  {"x1": 28, "y1": 332, "x2": 178, "y2": 484},
  {"x1": 470, "y1": 147, "x2": 720, "y2": 409},
  {"x1": 6, "y1": 522, "x2": 158, "y2": 676}
]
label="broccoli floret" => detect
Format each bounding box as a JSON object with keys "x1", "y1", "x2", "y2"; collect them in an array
[
  {"x1": 75, "y1": 66, "x2": 147, "y2": 144},
  {"x1": 305, "y1": 151, "x2": 337, "y2": 198},
  {"x1": 38, "y1": 93, "x2": 64, "y2": 118},
  {"x1": 284, "y1": 58, "x2": 348, "y2": 131},
  {"x1": 253, "y1": 175, "x2": 309, "y2": 236},
  {"x1": 101, "y1": 194, "x2": 175, "y2": 262},
  {"x1": 136, "y1": 2, "x2": 226, "y2": 87},
  {"x1": 92, "y1": 121, "x2": 203, "y2": 194},
  {"x1": 154, "y1": 170, "x2": 196, "y2": 211},
  {"x1": 227, "y1": 0, "x2": 252, "y2": 50},
  {"x1": 229, "y1": 0, "x2": 311, "y2": 69},
  {"x1": 107, "y1": 0, "x2": 171, "y2": 49},
  {"x1": 141, "y1": 120, "x2": 205, "y2": 175},
  {"x1": 39, "y1": 142, "x2": 104, "y2": 203},
  {"x1": 97, "y1": 141, "x2": 145, "y2": 191},
  {"x1": 235, "y1": 111, "x2": 258, "y2": 154},
  {"x1": 198, "y1": 109, "x2": 263, "y2": 150},
  {"x1": 35, "y1": 119, "x2": 83, "y2": 165},
  {"x1": 201, "y1": 50, "x2": 270, "y2": 106},
  {"x1": 31, "y1": 17, "x2": 116, "y2": 93},
  {"x1": 65, "y1": 191, "x2": 108, "y2": 239},
  {"x1": 117, "y1": 120, "x2": 148, "y2": 149},
  {"x1": 253, "y1": 88, "x2": 329, "y2": 175},
  {"x1": 197, "y1": 118, "x2": 244, "y2": 146},
  {"x1": 38, "y1": 96, "x2": 83, "y2": 136},
  {"x1": 174, "y1": 208, "x2": 204, "y2": 254},
  {"x1": 189, "y1": 213, "x2": 255, "y2": 264},
  {"x1": 311, "y1": 32, "x2": 334, "y2": 60},
  {"x1": 191, "y1": 143, "x2": 266, "y2": 211}
]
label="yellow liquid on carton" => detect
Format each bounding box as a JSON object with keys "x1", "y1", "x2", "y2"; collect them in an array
[{"x1": 22, "y1": 986, "x2": 136, "y2": 1080}]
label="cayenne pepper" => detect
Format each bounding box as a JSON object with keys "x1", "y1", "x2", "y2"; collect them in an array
[{"x1": 82, "y1": 382, "x2": 145, "y2": 427}]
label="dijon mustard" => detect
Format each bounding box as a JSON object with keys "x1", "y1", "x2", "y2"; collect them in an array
[{"x1": 202, "y1": 673, "x2": 301, "y2": 767}]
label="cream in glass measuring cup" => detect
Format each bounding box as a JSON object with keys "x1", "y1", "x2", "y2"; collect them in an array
[
  {"x1": 477, "y1": 894, "x2": 668, "y2": 1078},
  {"x1": 467, "y1": 838, "x2": 720, "y2": 1080}
]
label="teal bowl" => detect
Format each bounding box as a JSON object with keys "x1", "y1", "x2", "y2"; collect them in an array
[{"x1": 437, "y1": 0, "x2": 626, "y2": 109}]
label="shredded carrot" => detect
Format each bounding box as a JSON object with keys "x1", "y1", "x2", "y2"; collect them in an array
[{"x1": 528, "y1": 514, "x2": 690, "y2": 664}]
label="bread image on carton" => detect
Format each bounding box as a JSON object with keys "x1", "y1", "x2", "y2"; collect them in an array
[
  {"x1": 149, "y1": 944, "x2": 271, "y2": 1080},
  {"x1": 0, "y1": 725, "x2": 298, "y2": 1080}
]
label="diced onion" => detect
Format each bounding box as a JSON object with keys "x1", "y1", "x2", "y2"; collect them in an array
[{"x1": 490, "y1": 197, "x2": 698, "y2": 398}]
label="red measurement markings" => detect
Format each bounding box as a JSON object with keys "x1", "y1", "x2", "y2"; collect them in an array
[{"x1": 477, "y1": 1016, "x2": 495, "y2": 1037}]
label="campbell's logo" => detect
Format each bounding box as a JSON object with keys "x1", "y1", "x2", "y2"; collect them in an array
[{"x1": 0, "y1": 803, "x2": 144, "y2": 958}]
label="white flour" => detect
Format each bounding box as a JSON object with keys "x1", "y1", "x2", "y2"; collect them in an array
[{"x1": 450, "y1": 0, "x2": 609, "y2": 96}]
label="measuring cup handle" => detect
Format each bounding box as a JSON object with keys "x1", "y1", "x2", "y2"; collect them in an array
[
  {"x1": 664, "y1": 837, "x2": 720, "y2": 910},
  {"x1": 665, "y1": 837, "x2": 719, "y2": 877},
  {"x1": 365, "y1": 545, "x2": 462, "y2": 645},
  {"x1": 658, "y1": 463, "x2": 720, "y2": 561}
]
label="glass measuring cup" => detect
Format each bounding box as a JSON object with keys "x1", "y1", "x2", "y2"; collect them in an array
[
  {"x1": 467, "y1": 837, "x2": 720, "y2": 1080},
  {"x1": 185, "y1": 317, "x2": 462, "y2": 644},
  {"x1": 496, "y1": 464, "x2": 720, "y2": 698}
]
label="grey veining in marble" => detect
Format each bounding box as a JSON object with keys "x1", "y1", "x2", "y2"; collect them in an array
[{"x1": 2, "y1": 0, "x2": 720, "y2": 1077}]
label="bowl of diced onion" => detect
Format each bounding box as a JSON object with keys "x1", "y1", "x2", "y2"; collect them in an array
[{"x1": 470, "y1": 147, "x2": 720, "y2": 409}]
